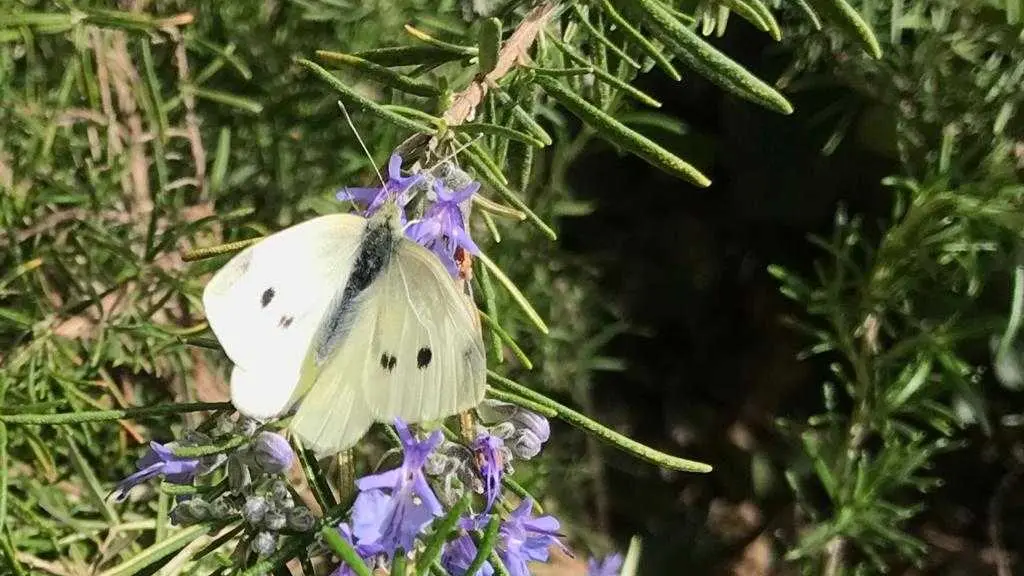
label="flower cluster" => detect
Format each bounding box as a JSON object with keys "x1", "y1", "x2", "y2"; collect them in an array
[
  {"x1": 337, "y1": 153, "x2": 480, "y2": 277},
  {"x1": 424, "y1": 399, "x2": 551, "y2": 509},
  {"x1": 327, "y1": 406, "x2": 559, "y2": 576},
  {"x1": 440, "y1": 498, "x2": 564, "y2": 576},
  {"x1": 112, "y1": 416, "x2": 313, "y2": 559}
]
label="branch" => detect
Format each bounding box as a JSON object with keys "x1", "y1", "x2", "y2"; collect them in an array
[{"x1": 442, "y1": 2, "x2": 556, "y2": 127}]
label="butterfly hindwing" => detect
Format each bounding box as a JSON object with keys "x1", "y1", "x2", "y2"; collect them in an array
[
  {"x1": 289, "y1": 237, "x2": 486, "y2": 456},
  {"x1": 372, "y1": 240, "x2": 487, "y2": 422}
]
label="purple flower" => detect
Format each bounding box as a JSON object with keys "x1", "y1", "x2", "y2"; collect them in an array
[
  {"x1": 497, "y1": 499, "x2": 564, "y2": 576},
  {"x1": 472, "y1": 433, "x2": 504, "y2": 511},
  {"x1": 442, "y1": 533, "x2": 495, "y2": 576},
  {"x1": 337, "y1": 153, "x2": 422, "y2": 221},
  {"x1": 405, "y1": 180, "x2": 480, "y2": 277},
  {"x1": 112, "y1": 441, "x2": 200, "y2": 502},
  {"x1": 251, "y1": 431, "x2": 295, "y2": 474},
  {"x1": 329, "y1": 523, "x2": 382, "y2": 576},
  {"x1": 587, "y1": 553, "x2": 624, "y2": 576},
  {"x1": 354, "y1": 419, "x2": 444, "y2": 557}
]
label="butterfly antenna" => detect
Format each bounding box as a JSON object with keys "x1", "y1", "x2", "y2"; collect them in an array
[{"x1": 337, "y1": 100, "x2": 387, "y2": 189}]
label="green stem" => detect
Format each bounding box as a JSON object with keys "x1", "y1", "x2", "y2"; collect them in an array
[
  {"x1": 487, "y1": 371, "x2": 712, "y2": 473},
  {"x1": 465, "y1": 515, "x2": 501, "y2": 576},
  {"x1": 321, "y1": 525, "x2": 372, "y2": 576},
  {"x1": 0, "y1": 402, "x2": 233, "y2": 425},
  {"x1": 172, "y1": 435, "x2": 248, "y2": 458}
]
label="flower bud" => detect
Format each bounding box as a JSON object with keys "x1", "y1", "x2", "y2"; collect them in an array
[
  {"x1": 210, "y1": 496, "x2": 237, "y2": 520},
  {"x1": 253, "y1": 531, "x2": 277, "y2": 557},
  {"x1": 287, "y1": 506, "x2": 316, "y2": 531},
  {"x1": 489, "y1": 421, "x2": 516, "y2": 439},
  {"x1": 512, "y1": 410, "x2": 550, "y2": 443},
  {"x1": 185, "y1": 497, "x2": 212, "y2": 521},
  {"x1": 251, "y1": 432, "x2": 295, "y2": 474},
  {"x1": 265, "y1": 510, "x2": 287, "y2": 531},
  {"x1": 243, "y1": 496, "x2": 269, "y2": 525},
  {"x1": 269, "y1": 480, "x2": 294, "y2": 510},
  {"x1": 509, "y1": 429, "x2": 544, "y2": 460}
]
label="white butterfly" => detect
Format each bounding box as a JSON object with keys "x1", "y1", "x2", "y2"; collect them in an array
[{"x1": 202, "y1": 201, "x2": 487, "y2": 456}]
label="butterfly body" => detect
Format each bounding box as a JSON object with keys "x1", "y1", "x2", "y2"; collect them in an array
[{"x1": 203, "y1": 201, "x2": 486, "y2": 456}]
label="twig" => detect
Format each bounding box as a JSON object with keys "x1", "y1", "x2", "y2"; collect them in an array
[
  {"x1": 90, "y1": 29, "x2": 125, "y2": 166},
  {"x1": 442, "y1": 2, "x2": 556, "y2": 127},
  {"x1": 108, "y1": 31, "x2": 153, "y2": 213},
  {"x1": 168, "y1": 27, "x2": 207, "y2": 198}
]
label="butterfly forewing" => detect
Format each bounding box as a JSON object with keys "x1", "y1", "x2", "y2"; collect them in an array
[{"x1": 202, "y1": 213, "x2": 367, "y2": 417}]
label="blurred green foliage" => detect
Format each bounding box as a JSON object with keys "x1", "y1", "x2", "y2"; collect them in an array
[{"x1": 1, "y1": 0, "x2": 1021, "y2": 573}]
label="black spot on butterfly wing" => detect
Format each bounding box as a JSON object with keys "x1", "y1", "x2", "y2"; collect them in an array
[
  {"x1": 380, "y1": 352, "x2": 397, "y2": 373},
  {"x1": 261, "y1": 287, "x2": 275, "y2": 307},
  {"x1": 417, "y1": 347, "x2": 432, "y2": 369},
  {"x1": 278, "y1": 315, "x2": 294, "y2": 328}
]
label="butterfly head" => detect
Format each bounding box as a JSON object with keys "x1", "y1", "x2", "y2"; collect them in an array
[{"x1": 370, "y1": 195, "x2": 405, "y2": 232}]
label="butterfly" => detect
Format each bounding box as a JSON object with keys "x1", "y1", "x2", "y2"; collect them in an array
[{"x1": 202, "y1": 200, "x2": 487, "y2": 456}]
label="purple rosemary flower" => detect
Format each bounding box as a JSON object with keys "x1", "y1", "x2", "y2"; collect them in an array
[
  {"x1": 337, "y1": 153, "x2": 422, "y2": 221},
  {"x1": 405, "y1": 180, "x2": 480, "y2": 277},
  {"x1": 442, "y1": 533, "x2": 495, "y2": 576},
  {"x1": 472, "y1": 432, "x2": 504, "y2": 511},
  {"x1": 496, "y1": 499, "x2": 564, "y2": 576},
  {"x1": 354, "y1": 419, "x2": 444, "y2": 557},
  {"x1": 329, "y1": 523, "x2": 382, "y2": 576},
  {"x1": 112, "y1": 441, "x2": 199, "y2": 502},
  {"x1": 251, "y1": 431, "x2": 295, "y2": 474},
  {"x1": 587, "y1": 553, "x2": 624, "y2": 576},
  {"x1": 509, "y1": 410, "x2": 550, "y2": 460}
]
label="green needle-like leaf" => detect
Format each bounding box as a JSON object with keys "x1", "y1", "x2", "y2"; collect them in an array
[
  {"x1": 416, "y1": 494, "x2": 472, "y2": 575},
  {"x1": 488, "y1": 371, "x2": 713, "y2": 473},
  {"x1": 0, "y1": 402, "x2": 233, "y2": 425},
  {"x1": 636, "y1": 0, "x2": 793, "y2": 114},
  {"x1": 294, "y1": 437, "x2": 338, "y2": 512},
  {"x1": 354, "y1": 45, "x2": 471, "y2": 66},
  {"x1": 572, "y1": 4, "x2": 641, "y2": 69},
  {"x1": 98, "y1": 524, "x2": 214, "y2": 576},
  {"x1": 478, "y1": 17, "x2": 502, "y2": 75},
  {"x1": 454, "y1": 122, "x2": 547, "y2": 148},
  {"x1": 321, "y1": 525, "x2": 373, "y2": 576},
  {"x1": 547, "y1": 35, "x2": 662, "y2": 108},
  {"x1": 599, "y1": 0, "x2": 681, "y2": 80},
  {"x1": 298, "y1": 59, "x2": 435, "y2": 134},
  {"x1": 478, "y1": 310, "x2": 534, "y2": 369},
  {"x1": 485, "y1": 386, "x2": 557, "y2": 417},
  {"x1": 803, "y1": 0, "x2": 883, "y2": 58},
  {"x1": 316, "y1": 51, "x2": 441, "y2": 97},
  {"x1": 476, "y1": 251, "x2": 550, "y2": 335},
  {"x1": 403, "y1": 25, "x2": 479, "y2": 57},
  {"x1": 534, "y1": 74, "x2": 710, "y2": 187},
  {"x1": 466, "y1": 515, "x2": 502, "y2": 576}
]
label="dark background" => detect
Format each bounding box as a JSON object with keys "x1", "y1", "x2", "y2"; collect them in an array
[{"x1": 558, "y1": 20, "x2": 1023, "y2": 575}]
